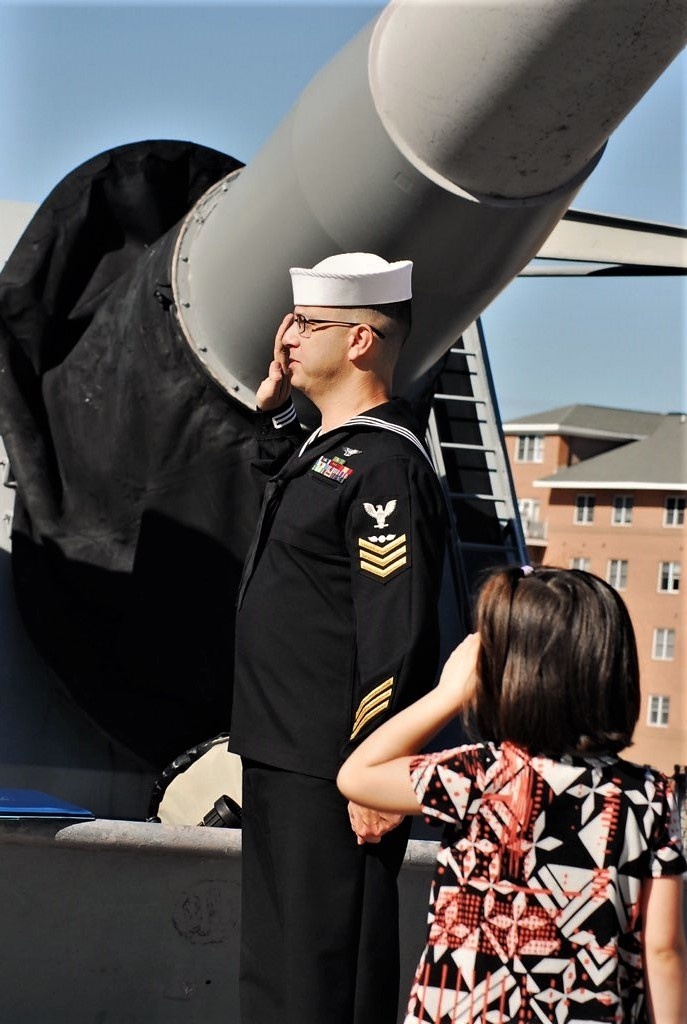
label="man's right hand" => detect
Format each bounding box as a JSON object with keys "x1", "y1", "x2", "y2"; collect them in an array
[{"x1": 256, "y1": 313, "x2": 293, "y2": 411}]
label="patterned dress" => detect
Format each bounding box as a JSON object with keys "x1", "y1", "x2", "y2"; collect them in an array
[{"x1": 405, "y1": 741, "x2": 686, "y2": 1024}]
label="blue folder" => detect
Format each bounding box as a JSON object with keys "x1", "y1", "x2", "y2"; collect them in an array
[{"x1": 0, "y1": 789, "x2": 94, "y2": 819}]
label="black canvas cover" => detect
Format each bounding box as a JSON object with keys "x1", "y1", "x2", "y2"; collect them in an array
[{"x1": 0, "y1": 141, "x2": 277, "y2": 765}]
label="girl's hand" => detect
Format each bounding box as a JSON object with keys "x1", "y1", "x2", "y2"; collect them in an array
[{"x1": 437, "y1": 632, "x2": 480, "y2": 709}]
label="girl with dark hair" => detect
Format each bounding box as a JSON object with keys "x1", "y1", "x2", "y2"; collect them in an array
[{"x1": 338, "y1": 565, "x2": 686, "y2": 1023}]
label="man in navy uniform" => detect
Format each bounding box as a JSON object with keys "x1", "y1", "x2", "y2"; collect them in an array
[{"x1": 230, "y1": 253, "x2": 447, "y2": 1024}]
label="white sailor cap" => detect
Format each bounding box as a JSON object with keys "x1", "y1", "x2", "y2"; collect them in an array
[{"x1": 290, "y1": 253, "x2": 412, "y2": 307}]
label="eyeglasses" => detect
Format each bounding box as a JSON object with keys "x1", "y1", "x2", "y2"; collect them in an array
[{"x1": 292, "y1": 313, "x2": 385, "y2": 339}]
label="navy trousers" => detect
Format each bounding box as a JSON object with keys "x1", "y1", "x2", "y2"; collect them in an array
[{"x1": 239, "y1": 760, "x2": 411, "y2": 1024}]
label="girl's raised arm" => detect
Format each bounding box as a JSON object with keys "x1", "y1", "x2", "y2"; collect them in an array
[
  {"x1": 641, "y1": 874, "x2": 687, "y2": 1023},
  {"x1": 336, "y1": 633, "x2": 480, "y2": 814}
]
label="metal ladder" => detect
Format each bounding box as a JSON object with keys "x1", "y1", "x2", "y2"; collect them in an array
[{"x1": 425, "y1": 318, "x2": 527, "y2": 625}]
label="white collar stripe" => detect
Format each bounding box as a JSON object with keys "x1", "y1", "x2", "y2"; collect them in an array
[
  {"x1": 346, "y1": 416, "x2": 434, "y2": 467},
  {"x1": 298, "y1": 416, "x2": 434, "y2": 472},
  {"x1": 299, "y1": 427, "x2": 322, "y2": 458}
]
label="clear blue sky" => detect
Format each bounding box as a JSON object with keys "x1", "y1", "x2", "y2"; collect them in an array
[{"x1": 1, "y1": 1, "x2": 684, "y2": 419}]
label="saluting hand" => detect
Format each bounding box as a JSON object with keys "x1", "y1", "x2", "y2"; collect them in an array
[
  {"x1": 256, "y1": 313, "x2": 293, "y2": 411},
  {"x1": 437, "y1": 632, "x2": 480, "y2": 711}
]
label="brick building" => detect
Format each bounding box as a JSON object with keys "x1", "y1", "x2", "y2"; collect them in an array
[{"x1": 502, "y1": 405, "x2": 685, "y2": 773}]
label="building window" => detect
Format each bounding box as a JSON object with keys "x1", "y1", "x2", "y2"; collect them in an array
[
  {"x1": 612, "y1": 495, "x2": 633, "y2": 525},
  {"x1": 648, "y1": 695, "x2": 670, "y2": 727},
  {"x1": 658, "y1": 561, "x2": 680, "y2": 593},
  {"x1": 664, "y1": 496, "x2": 685, "y2": 527},
  {"x1": 652, "y1": 628, "x2": 675, "y2": 660},
  {"x1": 574, "y1": 495, "x2": 595, "y2": 524},
  {"x1": 570, "y1": 557, "x2": 590, "y2": 571},
  {"x1": 515, "y1": 435, "x2": 544, "y2": 463},
  {"x1": 607, "y1": 559, "x2": 628, "y2": 590},
  {"x1": 518, "y1": 498, "x2": 540, "y2": 521},
  {"x1": 518, "y1": 499, "x2": 546, "y2": 540}
]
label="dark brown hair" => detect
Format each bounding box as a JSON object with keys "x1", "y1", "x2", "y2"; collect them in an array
[{"x1": 470, "y1": 566, "x2": 640, "y2": 757}]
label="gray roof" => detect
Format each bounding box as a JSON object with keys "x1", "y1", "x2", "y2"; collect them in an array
[
  {"x1": 534, "y1": 413, "x2": 687, "y2": 490},
  {"x1": 502, "y1": 404, "x2": 664, "y2": 440}
]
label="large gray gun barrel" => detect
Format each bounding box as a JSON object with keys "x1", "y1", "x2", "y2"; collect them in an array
[{"x1": 173, "y1": 0, "x2": 687, "y2": 406}]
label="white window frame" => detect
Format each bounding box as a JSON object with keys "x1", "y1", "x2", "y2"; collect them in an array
[
  {"x1": 652, "y1": 628, "x2": 675, "y2": 661},
  {"x1": 518, "y1": 498, "x2": 541, "y2": 522},
  {"x1": 570, "y1": 557, "x2": 590, "y2": 571},
  {"x1": 612, "y1": 495, "x2": 633, "y2": 526},
  {"x1": 664, "y1": 496, "x2": 685, "y2": 527},
  {"x1": 574, "y1": 494, "x2": 595, "y2": 525},
  {"x1": 658, "y1": 561, "x2": 681, "y2": 593},
  {"x1": 647, "y1": 695, "x2": 670, "y2": 727},
  {"x1": 607, "y1": 559, "x2": 628, "y2": 590},
  {"x1": 515, "y1": 435, "x2": 545, "y2": 463}
]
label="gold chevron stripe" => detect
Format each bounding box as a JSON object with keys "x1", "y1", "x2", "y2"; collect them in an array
[
  {"x1": 360, "y1": 555, "x2": 407, "y2": 579},
  {"x1": 359, "y1": 543, "x2": 407, "y2": 569},
  {"x1": 358, "y1": 534, "x2": 407, "y2": 555},
  {"x1": 351, "y1": 687, "x2": 393, "y2": 733},
  {"x1": 360, "y1": 551, "x2": 406, "y2": 572}
]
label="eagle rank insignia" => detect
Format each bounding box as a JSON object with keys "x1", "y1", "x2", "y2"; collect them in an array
[{"x1": 356, "y1": 496, "x2": 409, "y2": 582}]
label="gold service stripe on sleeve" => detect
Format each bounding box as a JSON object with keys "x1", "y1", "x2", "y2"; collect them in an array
[
  {"x1": 350, "y1": 677, "x2": 394, "y2": 739},
  {"x1": 350, "y1": 698, "x2": 392, "y2": 740},
  {"x1": 351, "y1": 689, "x2": 391, "y2": 733}
]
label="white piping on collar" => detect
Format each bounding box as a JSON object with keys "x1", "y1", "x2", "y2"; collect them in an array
[
  {"x1": 299, "y1": 427, "x2": 322, "y2": 458},
  {"x1": 347, "y1": 416, "x2": 434, "y2": 467},
  {"x1": 298, "y1": 415, "x2": 433, "y2": 469}
]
